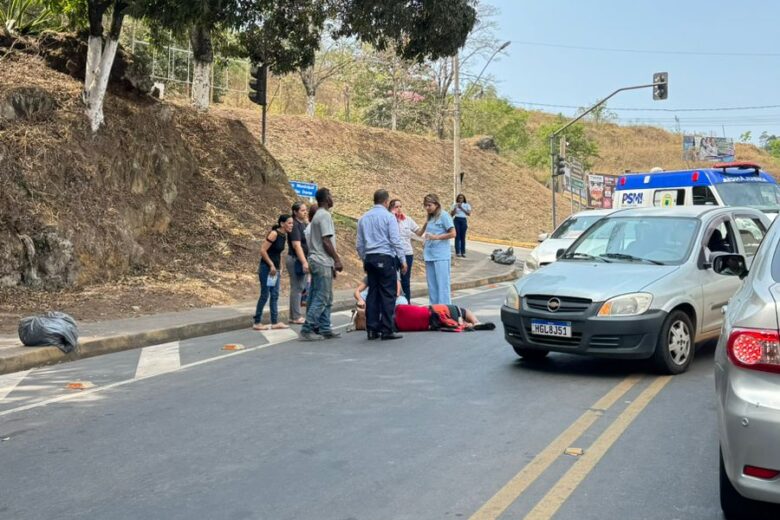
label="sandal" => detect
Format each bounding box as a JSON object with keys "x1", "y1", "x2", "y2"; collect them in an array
[
  {"x1": 289, "y1": 318, "x2": 306, "y2": 325},
  {"x1": 271, "y1": 323, "x2": 289, "y2": 330},
  {"x1": 252, "y1": 324, "x2": 270, "y2": 331}
]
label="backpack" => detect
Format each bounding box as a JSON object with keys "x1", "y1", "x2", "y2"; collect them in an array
[{"x1": 428, "y1": 304, "x2": 463, "y2": 332}]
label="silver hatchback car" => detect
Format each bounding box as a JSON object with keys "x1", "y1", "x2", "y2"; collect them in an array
[
  {"x1": 713, "y1": 215, "x2": 780, "y2": 517},
  {"x1": 502, "y1": 206, "x2": 770, "y2": 374}
]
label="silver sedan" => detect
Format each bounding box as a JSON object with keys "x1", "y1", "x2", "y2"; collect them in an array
[{"x1": 714, "y1": 218, "x2": 780, "y2": 518}]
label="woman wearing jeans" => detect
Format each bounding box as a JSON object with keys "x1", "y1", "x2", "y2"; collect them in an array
[
  {"x1": 389, "y1": 198, "x2": 420, "y2": 304},
  {"x1": 285, "y1": 202, "x2": 309, "y2": 324},
  {"x1": 450, "y1": 193, "x2": 472, "y2": 258},
  {"x1": 418, "y1": 194, "x2": 456, "y2": 305},
  {"x1": 253, "y1": 214, "x2": 294, "y2": 330}
]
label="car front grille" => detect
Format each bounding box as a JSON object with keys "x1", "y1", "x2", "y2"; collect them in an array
[
  {"x1": 525, "y1": 294, "x2": 592, "y2": 314},
  {"x1": 590, "y1": 335, "x2": 621, "y2": 348}
]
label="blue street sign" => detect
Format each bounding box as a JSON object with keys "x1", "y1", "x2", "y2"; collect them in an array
[{"x1": 289, "y1": 181, "x2": 318, "y2": 198}]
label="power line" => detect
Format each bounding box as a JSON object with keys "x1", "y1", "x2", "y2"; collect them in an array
[
  {"x1": 509, "y1": 40, "x2": 780, "y2": 58},
  {"x1": 512, "y1": 100, "x2": 780, "y2": 113}
]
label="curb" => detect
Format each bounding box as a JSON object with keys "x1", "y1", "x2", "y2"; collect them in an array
[
  {"x1": 471, "y1": 235, "x2": 538, "y2": 249},
  {"x1": 0, "y1": 269, "x2": 519, "y2": 375}
]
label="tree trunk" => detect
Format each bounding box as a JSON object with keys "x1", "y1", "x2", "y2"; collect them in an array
[
  {"x1": 300, "y1": 65, "x2": 317, "y2": 118},
  {"x1": 306, "y1": 94, "x2": 316, "y2": 117},
  {"x1": 190, "y1": 24, "x2": 213, "y2": 112},
  {"x1": 82, "y1": 1, "x2": 125, "y2": 133}
]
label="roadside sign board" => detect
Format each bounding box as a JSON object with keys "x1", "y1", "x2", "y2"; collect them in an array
[{"x1": 289, "y1": 181, "x2": 318, "y2": 198}]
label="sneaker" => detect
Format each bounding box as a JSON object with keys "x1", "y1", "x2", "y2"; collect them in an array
[
  {"x1": 321, "y1": 331, "x2": 342, "y2": 339},
  {"x1": 300, "y1": 331, "x2": 324, "y2": 341},
  {"x1": 381, "y1": 332, "x2": 404, "y2": 341}
]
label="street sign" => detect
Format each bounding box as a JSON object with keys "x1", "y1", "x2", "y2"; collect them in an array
[{"x1": 289, "y1": 181, "x2": 318, "y2": 198}]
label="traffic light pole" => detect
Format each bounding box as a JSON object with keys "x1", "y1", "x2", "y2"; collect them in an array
[
  {"x1": 261, "y1": 104, "x2": 267, "y2": 145},
  {"x1": 548, "y1": 78, "x2": 665, "y2": 228}
]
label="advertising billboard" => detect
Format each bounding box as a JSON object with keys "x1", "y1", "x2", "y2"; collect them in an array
[
  {"x1": 682, "y1": 135, "x2": 735, "y2": 162},
  {"x1": 588, "y1": 174, "x2": 617, "y2": 209}
]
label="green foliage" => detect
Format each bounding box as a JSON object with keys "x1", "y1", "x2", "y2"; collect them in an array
[
  {"x1": 42, "y1": 0, "x2": 85, "y2": 30},
  {"x1": 334, "y1": 0, "x2": 477, "y2": 62},
  {"x1": 768, "y1": 139, "x2": 780, "y2": 159},
  {"x1": 2, "y1": 0, "x2": 62, "y2": 35},
  {"x1": 524, "y1": 115, "x2": 599, "y2": 171},
  {"x1": 739, "y1": 130, "x2": 752, "y2": 144},
  {"x1": 461, "y1": 88, "x2": 528, "y2": 153}
]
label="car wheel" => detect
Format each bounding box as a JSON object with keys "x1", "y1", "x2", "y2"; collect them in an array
[
  {"x1": 652, "y1": 310, "x2": 694, "y2": 374},
  {"x1": 720, "y1": 448, "x2": 764, "y2": 519},
  {"x1": 512, "y1": 346, "x2": 549, "y2": 360}
]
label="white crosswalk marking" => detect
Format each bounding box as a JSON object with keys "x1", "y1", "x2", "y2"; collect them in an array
[
  {"x1": 0, "y1": 370, "x2": 31, "y2": 401},
  {"x1": 134, "y1": 341, "x2": 181, "y2": 379},
  {"x1": 259, "y1": 328, "x2": 299, "y2": 343}
]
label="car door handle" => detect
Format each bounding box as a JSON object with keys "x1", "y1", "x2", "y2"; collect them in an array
[{"x1": 721, "y1": 305, "x2": 728, "y2": 315}]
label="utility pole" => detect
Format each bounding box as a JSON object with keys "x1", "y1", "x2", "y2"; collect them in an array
[{"x1": 453, "y1": 53, "x2": 461, "y2": 202}]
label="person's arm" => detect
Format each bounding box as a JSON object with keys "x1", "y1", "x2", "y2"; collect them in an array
[
  {"x1": 322, "y1": 236, "x2": 342, "y2": 272},
  {"x1": 462, "y1": 203, "x2": 472, "y2": 216},
  {"x1": 292, "y1": 241, "x2": 309, "y2": 273},
  {"x1": 428, "y1": 215, "x2": 456, "y2": 241},
  {"x1": 408, "y1": 218, "x2": 423, "y2": 242},
  {"x1": 354, "y1": 283, "x2": 367, "y2": 307},
  {"x1": 260, "y1": 232, "x2": 278, "y2": 276},
  {"x1": 387, "y1": 214, "x2": 407, "y2": 274},
  {"x1": 450, "y1": 204, "x2": 457, "y2": 217},
  {"x1": 320, "y1": 213, "x2": 343, "y2": 272},
  {"x1": 356, "y1": 218, "x2": 366, "y2": 260},
  {"x1": 414, "y1": 219, "x2": 428, "y2": 237}
]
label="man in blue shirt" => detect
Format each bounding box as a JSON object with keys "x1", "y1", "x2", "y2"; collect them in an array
[{"x1": 357, "y1": 189, "x2": 408, "y2": 340}]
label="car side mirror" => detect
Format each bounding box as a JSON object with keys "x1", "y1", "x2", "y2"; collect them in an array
[
  {"x1": 556, "y1": 248, "x2": 566, "y2": 260},
  {"x1": 712, "y1": 253, "x2": 749, "y2": 279},
  {"x1": 538, "y1": 233, "x2": 549, "y2": 243}
]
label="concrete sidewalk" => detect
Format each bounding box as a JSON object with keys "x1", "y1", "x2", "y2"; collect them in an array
[{"x1": 0, "y1": 246, "x2": 522, "y2": 374}]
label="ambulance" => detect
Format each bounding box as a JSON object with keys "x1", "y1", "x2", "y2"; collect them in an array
[{"x1": 613, "y1": 162, "x2": 780, "y2": 218}]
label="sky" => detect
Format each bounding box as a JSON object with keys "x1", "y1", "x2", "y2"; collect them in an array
[{"x1": 482, "y1": 0, "x2": 780, "y2": 145}]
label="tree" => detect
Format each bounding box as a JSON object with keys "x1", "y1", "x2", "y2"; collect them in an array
[
  {"x1": 577, "y1": 102, "x2": 616, "y2": 126},
  {"x1": 525, "y1": 115, "x2": 599, "y2": 172},
  {"x1": 81, "y1": 1, "x2": 133, "y2": 132},
  {"x1": 333, "y1": 0, "x2": 476, "y2": 62},
  {"x1": 461, "y1": 87, "x2": 528, "y2": 156},
  {"x1": 739, "y1": 131, "x2": 752, "y2": 144},
  {"x1": 300, "y1": 36, "x2": 355, "y2": 118},
  {"x1": 142, "y1": 0, "x2": 245, "y2": 111},
  {"x1": 421, "y1": 1, "x2": 504, "y2": 137}
]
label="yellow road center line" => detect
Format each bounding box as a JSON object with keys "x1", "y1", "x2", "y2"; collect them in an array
[
  {"x1": 469, "y1": 375, "x2": 642, "y2": 520},
  {"x1": 524, "y1": 376, "x2": 673, "y2": 520}
]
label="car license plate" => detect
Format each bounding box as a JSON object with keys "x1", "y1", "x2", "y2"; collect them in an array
[{"x1": 530, "y1": 319, "x2": 572, "y2": 338}]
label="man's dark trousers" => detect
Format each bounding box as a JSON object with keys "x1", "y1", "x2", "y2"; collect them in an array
[{"x1": 364, "y1": 253, "x2": 396, "y2": 336}]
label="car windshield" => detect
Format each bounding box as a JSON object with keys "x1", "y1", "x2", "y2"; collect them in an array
[
  {"x1": 715, "y1": 181, "x2": 780, "y2": 210},
  {"x1": 551, "y1": 215, "x2": 602, "y2": 239},
  {"x1": 564, "y1": 216, "x2": 700, "y2": 265}
]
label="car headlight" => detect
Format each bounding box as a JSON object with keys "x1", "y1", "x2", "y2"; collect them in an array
[
  {"x1": 597, "y1": 293, "x2": 653, "y2": 317},
  {"x1": 524, "y1": 255, "x2": 539, "y2": 272},
  {"x1": 505, "y1": 285, "x2": 520, "y2": 310}
]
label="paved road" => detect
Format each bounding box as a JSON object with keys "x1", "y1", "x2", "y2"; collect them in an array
[{"x1": 0, "y1": 284, "x2": 769, "y2": 519}]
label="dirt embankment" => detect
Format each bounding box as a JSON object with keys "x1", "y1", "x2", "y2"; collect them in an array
[
  {"x1": 0, "y1": 50, "x2": 367, "y2": 333},
  {"x1": 216, "y1": 108, "x2": 559, "y2": 242}
]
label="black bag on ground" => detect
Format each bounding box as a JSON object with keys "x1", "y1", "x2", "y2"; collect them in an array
[
  {"x1": 491, "y1": 247, "x2": 516, "y2": 265},
  {"x1": 18, "y1": 312, "x2": 79, "y2": 353}
]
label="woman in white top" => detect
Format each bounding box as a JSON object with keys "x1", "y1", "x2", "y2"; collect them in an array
[
  {"x1": 450, "y1": 193, "x2": 472, "y2": 258},
  {"x1": 389, "y1": 198, "x2": 420, "y2": 304}
]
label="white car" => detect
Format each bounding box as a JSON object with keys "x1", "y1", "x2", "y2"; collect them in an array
[{"x1": 523, "y1": 209, "x2": 615, "y2": 275}]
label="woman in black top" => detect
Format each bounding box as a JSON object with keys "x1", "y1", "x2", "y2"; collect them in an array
[
  {"x1": 253, "y1": 214, "x2": 293, "y2": 330},
  {"x1": 285, "y1": 202, "x2": 309, "y2": 324}
]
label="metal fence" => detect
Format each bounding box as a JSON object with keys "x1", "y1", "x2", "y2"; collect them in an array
[{"x1": 122, "y1": 20, "x2": 252, "y2": 105}]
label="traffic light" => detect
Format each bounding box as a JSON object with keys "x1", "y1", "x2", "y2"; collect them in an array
[
  {"x1": 555, "y1": 155, "x2": 566, "y2": 177},
  {"x1": 653, "y1": 72, "x2": 668, "y2": 100},
  {"x1": 249, "y1": 63, "x2": 268, "y2": 106}
]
